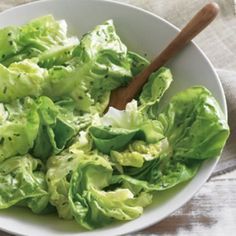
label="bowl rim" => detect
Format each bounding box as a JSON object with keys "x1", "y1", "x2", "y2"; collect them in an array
[{"x1": 0, "y1": 0, "x2": 228, "y2": 235}]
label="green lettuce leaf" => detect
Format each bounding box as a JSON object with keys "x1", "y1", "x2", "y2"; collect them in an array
[
  {"x1": 0, "y1": 60, "x2": 47, "y2": 103},
  {"x1": 46, "y1": 148, "x2": 84, "y2": 219},
  {"x1": 139, "y1": 67, "x2": 173, "y2": 117},
  {"x1": 111, "y1": 138, "x2": 170, "y2": 168},
  {"x1": 0, "y1": 19, "x2": 149, "y2": 113},
  {"x1": 114, "y1": 159, "x2": 200, "y2": 193},
  {"x1": 68, "y1": 154, "x2": 152, "y2": 229},
  {"x1": 89, "y1": 99, "x2": 167, "y2": 155},
  {"x1": 0, "y1": 97, "x2": 39, "y2": 162},
  {"x1": 89, "y1": 126, "x2": 140, "y2": 154},
  {"x1": 127, "y1": 51, "x2": 149, "y2": 76},
  {"x1": 0, "y1": 155, "x2": 48, "y2": 213},
  {"x1": 157, "y1": 86, "x2": 230, "y2": 159},
  {"x1": 37, "y1": 37, "x2": 79, "y2": 69},
  {"x1": 0, "y1": 15, "x2": 79, "y2": 67},
  {"x1": 31, "y1": 96, "x2": 76, "y2": 161},
  {"x1": 44, "y1": 20, "x2": 134, "y2": 113},
  {"x1": 102, "y1": 100, "x2": 164, "y2": 143},
  {"x1": 0, "y1": 26, "x2": 21, "y2": 64},
  {"x1": 46, "y1": 133, "x2": 93, "y2": 219}
]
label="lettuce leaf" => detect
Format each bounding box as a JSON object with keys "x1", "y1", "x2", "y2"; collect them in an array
[
  {"x1": 102, "y1": 100, "x2": 164, "y2": 143},
  {"x1": 157, "y1": 86, "x2": 230, "y2": 159},
  {"x1": 139, "y1": 67, "x2": 173, "y2": 117},
  {"x1": 0, "y1": 97, "x2": 39, "y2": 163},
  {"x1": 0, "y1": 15, "x2": 79, "y2": 67},
  {"x1": 0, "y1": 26, "x2": 21, "y2": 64},
  {"x1": 44, "y1": 20, "x2": 135, "y2": 113},
  {"x1": 111, "y1": 138, "x2": 170, "y2": 168},
  {"x1": 127, "y1": 51, "x2": 149, "y2": 76},
  {"x1": 0, "y1": 16, "x2": 230, "y2": 231},
  {"x1": 0, "y1": 60, "x2": 47, "y2": 103},
  {"x1": 89, "y1": 99, "x2": 168, "y2": 155},
  {"x1": 114, "y1": 160, "x2": 200, "y2": 193},
  {"x1": 0, "y1": 94, "x2": 77, "y2": 164},
  {"x1": 89, "y1": 126, "x2": 140, "y2": 154},
  {"x1": 31, "y1": 96, "x2": 76, "y2": 161},
  {"x1": 0, "y1": 19, "x2": 149, "y2": 114},
  {"x1": 68, "y1": 154, "x2": 152, "y2": 229},
  {"x1": 0, "y1": 155, "x2": 48, "y2": 213},
  {"x1": 46, "y1": 148, "x2": 83, "y2": 219}
]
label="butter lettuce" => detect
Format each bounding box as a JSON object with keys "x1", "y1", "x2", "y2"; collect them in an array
[
  {"x1": 0, "y1": 16, "x2": 230, "y2": 231},
  {"x1": 31, "y1": 97, "x2": 77, "y2": 161},
  {"x1": 0, "y1": 18, "x2": 149, "y2": 113},
  {"x1": 0, "y1": 15, "x2": 79, "y2": 67},
  {"x1": 89, "y1": 126, "x2": 140, "y2": 154},
  {"x1": 101, "y1": 100, "x2": 164, "y2": 143},
  {"x1": 139, "y1": 67, "x2": 173, "y2": 117},
  {"x1": 0, "y1": 95, "x2": 77, "y2": 163},
  {"x1": 68, "y1": 154, "x2": 152, "y2": 229},
  {"x1": 0, "y1": 97, "x2": 39, "y2": 163},
  {"x1": 0, "y1": 155, "x2": 48, "y2": 213},
  {"x1": 0, "y1": 60, "x2": 47, "y2": 103},
  {"x1": 111, "y1": 138, "x2": 170, "y2": 168},
  {"x1": 114, "y1": 160, "x2": 200, "y2": 193},
  {"x1": 46, "y1": 132, "x2": 93, "y2": 219},
  {"x1": 157, "y1": 86, "x2": 229, "y2": 159},
  {"x1": 46, "y1": 150, "x2": 82, "y2": 219},
  {"x1": 44, "y1": 20, "x2": 147, "y2": 113}
]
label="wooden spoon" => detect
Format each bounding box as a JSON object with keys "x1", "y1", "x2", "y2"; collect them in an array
[{"x1": 107, "y1": 2, "x2": 219, "y2": 111}]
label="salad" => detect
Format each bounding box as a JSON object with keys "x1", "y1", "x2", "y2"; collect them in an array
[{"x1": 0, "y1": 15, "x2": 229, "y2": 230}]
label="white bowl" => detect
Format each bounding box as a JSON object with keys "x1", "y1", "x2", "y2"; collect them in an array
[{"x1": 0, "y1": 0, "x2": 227, "y2": 235}]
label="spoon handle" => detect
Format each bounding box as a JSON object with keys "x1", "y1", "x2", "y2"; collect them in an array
[{"x1": 108, "y1": 2, "x2": 219, "y2": 110}]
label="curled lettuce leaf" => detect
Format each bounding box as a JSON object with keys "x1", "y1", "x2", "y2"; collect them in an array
[
  {"x1": 0, "y1": 97, "x2": 39, "y2": 162},
  {"x1": 44, "y1": 20, "x2": 136, "y2": 113},
  {"x1": 46, "y1": 149, "x2": 83, "y2": 219},
  {"x1": 46, "y1": 134, "x2": 92, "y2": 219},
  {"x1": 151, "y1": 160, "x2": 201, "y2": 190},
  {"x1": 0, "y1": 15, "x2": 79, "y2": 67},
  {"x1": 127, "y1": 51, "x2": 149, "y2": 76},
  {"x1": 111, "y1": 138, "x2": 170, "y2": 168},
  {"x1": 0, "y1": 60, "x2": 47, "y2": 103},
  {"x1": 157, "y1": 86, "x2": 230, "y2": 159},
  {"x1": 0, "y1": 19, "x2": 149, "y2": 114},
  {"x1": 68, "y1": 154, "x2": 152, "y2": 229},
  {"x1": 102, "y1": 100, "x2": 164, "y2": 143},
  {"x1": 37, "y1": 37, "x2": 79, "y2": 69},
  {"x1": 89, "y1": 100, "x2": 167, "y2": 155},
  {"x1": 31, "y1": 96, "x2": 76, "y2": 161},
  {"x1": 114, "y1": 160, "x2": 200, "y2": 193},
  {"x1": 0, "y1": 26, "x2": 21, "y2": 64},
  {"x1": 0, "y1": 155, "x2": 48, "y2": 213},
  {"x1": 89, "y1": 126, "x2": 140, "y2": 154},
  {"x1": 139, "y1": 67, "x2": 173, "y2": 117},
  {"x1": 0, "y1": 95, "x2": 77, "y2": 163}
]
